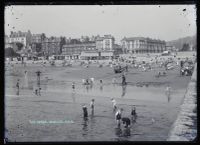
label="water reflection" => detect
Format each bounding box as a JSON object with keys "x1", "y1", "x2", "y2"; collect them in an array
[
  {"x1": 115, "y1": 127, "x2": 122, "y2": 137},
  {"x1": 166, "y1": 93, "x2": 171, "y2": 103},
  {"x1": 121, "y1": 85, "x2": 127, "y2": 97},
  {"x1": 122, "y1": 127, "x2": 131, "y2": 137},
  {"x1": 86, "y1": 85, "x2": 89, "y2": 92},
  {"x1": 115, "y1": 127, "x2": 131, "y2": 138},
  {"x1": 90, "y1": 113, "x2": 96, "y2": 130},
  {"x1": 131, "y1": 115, "x2": 137, "y2": 124},
  {"x1": 71, "y1": 90, "x2": 76, "y2": 103},
  {"x1": 90, "y1": 84, "x2": 93, "y2": 89},
  {"x1": 91, "y1": 109, "x2": 94, "y2": 117},
  {"x1": 100, "y1": 85, "x2": 103, "y2": 91},
  {"x1": 82, "y1": 117, "x2": 88, "y2": 136}
]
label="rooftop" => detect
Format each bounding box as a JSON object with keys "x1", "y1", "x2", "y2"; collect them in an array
[{"x1": 122, "y1": 37, "x2": 165, "y2": 43}]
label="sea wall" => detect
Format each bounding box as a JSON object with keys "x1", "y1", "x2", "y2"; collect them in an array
[{"x1": 167, "y1": 63, "x2": 197, "y2": 141}]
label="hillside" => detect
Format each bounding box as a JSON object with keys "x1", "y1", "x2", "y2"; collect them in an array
[{"x1": 167, "y1": 35, "x2": 196, "y2": 50}]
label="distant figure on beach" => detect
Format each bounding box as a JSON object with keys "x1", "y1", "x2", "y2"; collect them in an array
[
  {"x1": 158, "y1": 71, "x2": 161, "y2": 77},
  {"x1": 82, "y1": 105, "x2": 88, "y2": 118},
  {"x1": 90, "y1": 78, "x2": 94, "y2": 84},
  {"x1": 72, "y1": 82, "x2": 75, "y2": 90},
  {"x1": 82, "y1": 79, "x2": 86, "y2": 85},
  {"x1": 115, "y1": 108, "x2": 123, "y2": 127},
  {"x1": 122, "y1": 74, "x2": 126, "y2": 85},
  {"x1": 86, "y1": 79, "x2": 90, "y2": 85},
  {"x1": 100, "y1": 79, "x2": 103, "y2": 91},
  {"x1": 90, "y1": 99, "x2": 95, "y2": 115},
  {"x1": 35, "y1": 88, "x2": 38, "y2": 96},
  {"x1": 163, "y1": 71, "x2": 166, "y2": 76},
  {"x1": 111, "y1": 98, "x2": 117, "y2": 112},
  {"x1": 122, "y1": 117, "x2": 131, "y2": 128},
  {"x1": 125, "y1": 64, "x2": 128, "y2": 72},
  {"x1": 16, "y1": 79, "x2": 20, "y2": 95}
]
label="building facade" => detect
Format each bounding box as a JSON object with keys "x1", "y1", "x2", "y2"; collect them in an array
[
  {"x1": 121, "y1": 37, "x2": 166, "y2": 54},
  {"x1": 31, "y1": 34, "x2": 43, "y2": 43},
  {"x1": 62, "y1": 35, "x2": 115, "y2": 60},
  {"x1": 9, "y1": 30, "x2": 32, "y2": 48},
  {"x1": 42, "y1": 37, "x2": 61, "y2": 56},
  {"x1": 165, "y1": 45, "x2": 176, "y2": 52},
  {"x1": 62, "y1": 42, "x2": 96, "y2": 59},
  {"x1": 96, "y1": 35, "x2": 115, "y2": 51}
]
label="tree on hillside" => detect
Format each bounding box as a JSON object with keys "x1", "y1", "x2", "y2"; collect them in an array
[
  {"x1": 15, "y1": 42, "x2": 24, "y2": 51},
  {"x1": 5, "y1": 47, "x2": 20, "y2": 57},
  {"x1": 181, "y1": 43, "x2": 190, "y2": 51},
  {"x1": 83, "y1": 36, "x2": 90, "y2": 42}
]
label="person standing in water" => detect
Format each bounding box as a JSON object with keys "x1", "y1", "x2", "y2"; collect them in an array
[
  {"x1": 122, "y1": 74, "x2": 126, "y2": 85},
  {"x1": 131, "y1": 107, "x2": 137, "y2": 122},
  {"x1": 100, "y1": 79, "x2": 103, "y2": 91},
  {"x1": 16, "y1": 79, "x2": 20, "y2": 95},
  {"x1": 131, "y1": 107, "x2": 136, "y2": 116},
  {"x1": 90, "y1": 99, "x2": 95, "y2": 115},
  {"x1": 122, "y1": 117, "x2": 131, "y2": 128},
  {"x1": 111, "y1": 98, "x2": 117, "y2": 112},
  {"x1": 82, "y1": 105, "x2": 88, "y2": 118},
  {"x1": 115, "y1": 108, "x2": 123, "y2": 127}
]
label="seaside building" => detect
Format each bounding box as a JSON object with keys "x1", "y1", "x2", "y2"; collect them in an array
[
  {"x1": 121, "y1": 37, "x2": 166, "y2": 54},
  {"x1": 8, "y1": 30, "x2": 32, "y2": 49},
  {"x1": 62, "y1": 42, "x2": 96, "y2": 60},
  {"x1": 42, "y1": 37, "x2": 61, "y2": 56},
  {"x1": 62, "y1": 35, "x2": 116, "y2": 60}
]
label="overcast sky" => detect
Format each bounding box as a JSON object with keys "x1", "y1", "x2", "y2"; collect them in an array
[{"x1": 5, "y1": 5, "x2": 196, "y2": 43}]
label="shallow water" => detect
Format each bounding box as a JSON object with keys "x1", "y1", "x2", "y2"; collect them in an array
[{"x1": 5, "y1": 65, "x2": 191, "y2": 141}]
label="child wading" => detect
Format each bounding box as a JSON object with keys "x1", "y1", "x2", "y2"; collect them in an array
[
  {"x1": 131, "y1": 107, "x2": 137, "y2": 122},
  {"x1": 111, "y1": 98, "x2": 117, "y2": 112},
  {"x1": 82, "y1": 105, "x2": 88, "y2": 118},
  {"x1": 115, "y1": 108, "x2": 122, "y2": 127},
  {"x1": 122, "y1": 117, "x2": 131, "y2": 128},
  {"x1": 131, "y1": 107, "x2": 136, "y2": 116}
]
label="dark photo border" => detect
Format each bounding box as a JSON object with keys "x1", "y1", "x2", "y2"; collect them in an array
[{"x1": 1, "y1": 0, "x2": 198, "y2": 144}]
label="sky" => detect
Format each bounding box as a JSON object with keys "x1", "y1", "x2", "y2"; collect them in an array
[{"x1": 4, "y1": 5, "x2": 196, "y2": 43}]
